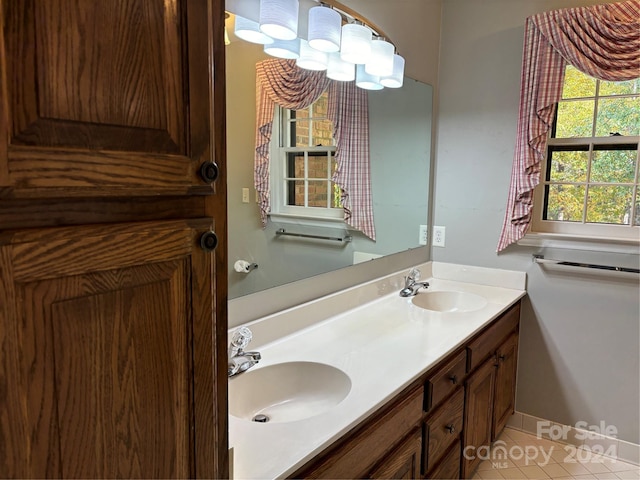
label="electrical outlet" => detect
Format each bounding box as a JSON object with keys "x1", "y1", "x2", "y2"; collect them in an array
[
  {"x1": 433, "y1": 226, "x2": 446, "y2": 247},
  {"x1": 419, "y1": 225, "x2": 428, "y2": 245},
  {"x1": 242, "y1": 188, "x2": 250, "y2": 203}
]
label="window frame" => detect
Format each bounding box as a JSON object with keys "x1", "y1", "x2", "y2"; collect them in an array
[
  {"x1": 529, "y1": 69, "x2": 640, "y2": 245},
  {"x1": 269, "y1": 98, "x2": 345, "y2": 224}
]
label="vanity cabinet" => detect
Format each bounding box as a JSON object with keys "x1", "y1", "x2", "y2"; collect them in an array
[
  {"x1": 462, "y1": 303, "x2": 520, "y2": 478},
  {"x1": 292, "y1": 386, "x2": 424, "y2": 479},
  {"x1": 290, "y1": 301, "x2": 521, "y2": 480},
  {"x1": 0, "y1": 0, "x2": 229, "y2": 478}
]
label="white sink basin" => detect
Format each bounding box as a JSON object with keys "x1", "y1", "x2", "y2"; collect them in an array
[
  {"x1": 229, "y1": 361, "x2": 351, "y2": 423},
  {"x1": 412, "y1": 290, "x2": 487, "y2": 313}
]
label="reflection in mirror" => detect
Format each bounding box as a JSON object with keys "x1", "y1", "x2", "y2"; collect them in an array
[{"x1": 226, "y1": 26, "x2": 432, "y2": 299}]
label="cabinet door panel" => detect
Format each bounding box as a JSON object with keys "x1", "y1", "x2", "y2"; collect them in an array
[
  {"x1": 462, "y1": 358, "x2": 495, "y2": 478},
  {"x1": 0, "y1": 220, "x2": 221, "y2": 478},
  {"x1": 367, "y1": 429, "x2": 421, "y2": 480},
  {"x1": 492, "y1": 333, "x2": 519, "y2": 441},
  {"x1": 0, "y1": 0, "x2": 219, "y2": 195}
]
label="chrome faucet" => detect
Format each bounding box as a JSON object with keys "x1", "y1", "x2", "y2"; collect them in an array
[
  {"x1": 228, "y1": 327, "x2": 261, "y2": 377},
  {"x1": 399, "y1": 268, "x2": 430, "y2": 297}
]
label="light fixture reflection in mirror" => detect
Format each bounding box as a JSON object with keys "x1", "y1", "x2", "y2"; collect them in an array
[{"x1": 225, "y1": 17, "x2": 432, "y2": 300}]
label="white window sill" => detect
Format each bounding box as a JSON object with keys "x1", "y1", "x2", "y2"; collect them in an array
[
  {"x1": 268, "y1": 213, "x2": 346, "y2": 229},
  {"x1": 518, "y1": 233, "x2": 640, "y2": 254}
]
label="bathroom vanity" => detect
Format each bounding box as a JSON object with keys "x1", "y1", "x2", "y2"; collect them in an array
[{"x1": 228, "y1": 262, "x2": 526, "y2": 479}]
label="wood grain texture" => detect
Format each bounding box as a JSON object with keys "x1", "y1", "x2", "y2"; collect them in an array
[
  {"x1": 426, "y1": 350, "x2": 467, "y2": 412},
  {"x1": 426, "y1": 440, "x2": 461, "y2": 480},
  {"x1": 0, "y1": 196, "x2": 207, "y2": 231},
  {"x1": 492, "y1": 333, "x2": 519, "y2": 441},
  {"x1": 467, "y1": 304, "x2": 520, "y2": 372},
  {"x1": 0, "y1": 247, "x2": 28, "y2": 477},
  {"x1": 0, "y1": 3, "x2": 8, "y2": 184},
  {"x1": 2, "y1": 221, "x2": 219, "y2": 477},
  {"x1": 424, "y1": 388, "x2": 464, "y2": 473},
  {"x1": 462, "y1": 358, "x2": 496, "y2": 479},
  {"x1": 367, "y1": 428, "x2": 421, "y2": 480},
  {"x1": 296, "y1": 387, "x2": 424, "y2": 479},
  {"x1": 0, "y1": 0, "x2": 217, "y2": 195}
]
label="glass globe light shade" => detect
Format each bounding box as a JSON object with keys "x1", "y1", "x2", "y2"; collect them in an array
[
  {"x1": 365, "y1": 38, "x2": 394, "y2": 77},
  {"x1": 264, "y1": 38, "x2": 300, "y2": 59},
  {"x1": 259, "y1": 0, "x2": 299, "y2": 41},
  {"x1": 340, "y1": 22, "x2": 371, "y2": 64},
  {"x1": 380, "y1": 54, "x2": 405, "y2": 88},
  {"x1": 296, "y1": 39, "x2": 328, "y2": 71},
  {"x1": 356, "y1": 64, "x2": 383, "y2": 90},
  {"x1": 308, "y1": 6, "x2": 342, "y2": 53},
  {"x1": 234, "y1": 15, "x2": 274, "y2": 45},
  {"x1": 326, "y1": 52, "x2": 355, "y2": 81}
]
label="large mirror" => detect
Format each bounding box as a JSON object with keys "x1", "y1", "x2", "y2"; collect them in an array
[{"x1": 225, "y1": 14, "x2": 432, "y2": 300}]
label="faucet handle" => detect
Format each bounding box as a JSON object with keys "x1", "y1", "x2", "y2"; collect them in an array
[
  {"x1": 409, "y1": 268, "x2": 421, "y2": 281},
  {"x1": 230, "y1": 327, "x2": 253, "y2": 350}
]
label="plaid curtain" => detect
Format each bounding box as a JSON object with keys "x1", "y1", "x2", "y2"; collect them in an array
[
  {"x1": 254, "y1": 59, "x2": 376, "y2": 240},
  {"x1": 327, "y1": 81, "x2": 375, "y2": 240},
  {"x1": 497, "y1": 0, "x2": 640, "y2": 252}
]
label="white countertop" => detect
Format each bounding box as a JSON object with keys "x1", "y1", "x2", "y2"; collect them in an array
[{"x1": 229, "y1": 262, "x2": 527, "y2": 480}]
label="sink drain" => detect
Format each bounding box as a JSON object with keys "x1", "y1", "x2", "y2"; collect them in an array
[{"x1": 252, "y1": 414, "x2": 269, "y2": 423}]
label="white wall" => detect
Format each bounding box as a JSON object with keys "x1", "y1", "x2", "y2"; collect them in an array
[{"x1": 434, "y1": 0, "x2": 639, "y2": 444}]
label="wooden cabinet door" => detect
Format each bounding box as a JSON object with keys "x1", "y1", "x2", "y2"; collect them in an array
[
  {"x1": 492, "y1": 333, "x2": 519, "y2": 441},
  {"x1": 367, "y1": 429, "x2": 422, "y2": 480},
  {"x1": 0, "y1": 0, "x2": 222, "y2": 197},
  {"x1": 0, "y1": 219, "x2": 224, "y2": 478},
  {"x1": 461, "y1": 357, "x2": 495, "y2": 479}
]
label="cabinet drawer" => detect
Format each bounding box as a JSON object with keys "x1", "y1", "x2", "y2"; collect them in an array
[
  {"x1": 467, "y1": 303, "x2": 520, "y2": 371},
  {"x1": 425, "y1": 350, "x2": 466, "y2": 412},
  {"x1": 298, "y1": 386, "x2": 424, "y2": 479},
  {"x1": 424, "y1": 388, "x2": 464, "y2": 473},
  {"x1": 427, "y1": 440, "x2": 461, "y2": 480}
]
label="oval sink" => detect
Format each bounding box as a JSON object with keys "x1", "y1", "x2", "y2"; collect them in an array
[
  {"x1": 229, "y1": 361, "x2": 351, "y2": 423},
  {"x1": 412, "y1": 290, "x2": 487, "y2": 313}
]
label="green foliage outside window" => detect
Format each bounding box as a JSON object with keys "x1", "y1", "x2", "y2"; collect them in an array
[{"x1": 544, "y1": 66, "x2": 640, "y2": 227}]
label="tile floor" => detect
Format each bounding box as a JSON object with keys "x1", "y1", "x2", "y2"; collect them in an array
[{"x1": 470, "y1": 427, "x2": 640, "y2": 479}]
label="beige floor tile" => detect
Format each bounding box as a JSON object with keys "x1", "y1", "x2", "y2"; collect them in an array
[
  {"x1": 540, "y1": 462, "x2": 570, "y2": 478},
  {"x1": 572, "y1": 474, "x2": 597, "y2": 479},
  {"x1": 582, "y1": 459, "x2": 614, "y2": 474},
  {"x1": 615, "y1": 470, "x2": 640, "y2": 479},
  {"x1": 560, "y1": 461, "x2": 591, "y2": 476},
  {"x1": 478, "y1": 460, "x2": 495, "y2": 471},
  {"x1": 592, "y1": 473, "x2": 625, "y2": 480},
  {"x1": 497, "y1": 467, "x2": 528, "y2": 479},
  {"x1": 603, "y1": 458, "x2": 640, "y2": 473},
  {"x1": 518, "y1": 464, "x2": 550, "y2": 479},
  {"x1": 477, "y1": 468, "x2": 506, "y2": 479}
]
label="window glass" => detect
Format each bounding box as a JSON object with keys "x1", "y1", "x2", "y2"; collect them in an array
[{"x1": 535, "y1": 65, "x2": 640, "y2": 239}]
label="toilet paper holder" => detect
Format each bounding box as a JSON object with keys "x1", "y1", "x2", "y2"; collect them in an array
[{"x1": 234, "y1": 260, "x2": 258, "y2": 273}]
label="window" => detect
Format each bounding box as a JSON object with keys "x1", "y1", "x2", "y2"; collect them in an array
[
  {"x1": 532, "y1": 65, "x2": 640, "y2": 241},
  {"x1": 270, "y1": 92, "x2": 344, "y2": 221}
]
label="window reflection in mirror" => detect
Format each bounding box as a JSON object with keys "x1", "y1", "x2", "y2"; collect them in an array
[{"x1": 226, "y1": 29, "x2": 432, "y2": 299}]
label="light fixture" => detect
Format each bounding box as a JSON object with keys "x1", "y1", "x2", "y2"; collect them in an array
[
  {"x1": 234, "y1": 15, "x2": 274, "y2": 45},
  {"x1": 356, "y1": 64, "x2": 383, "y2": 90},
  {"x1": 259, "y1": 0, "x2": 299, "y2": 41},
  {"x1": 365, "y1": 37, "x2": 394, "y2": 77},
  {"x1": 264, "y1": 37, "x2": 300, "y2": 59},
  {"x1": 340, "y1": 21, "x2": 371, "y2": 65},
  {"x1": 296, "y1": 39, "x2": 329, "y2": 71},
  {"x1": 307, "y1": 5, "x2": 342, "y2": 53},
  {"x1": 326, "y1": 52, "x2": 355, "y2": 81},
  {"x1": 380, "y1": 53, "x2": 405, "y2": 88}
]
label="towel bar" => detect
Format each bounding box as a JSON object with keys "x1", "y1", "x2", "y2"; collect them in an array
[
  {"x1": 275, "y1": 228, "x2": 353, "y2": 243},
  {"x1": 533, "y1": 254, "x2": 639, "y2": 275}
]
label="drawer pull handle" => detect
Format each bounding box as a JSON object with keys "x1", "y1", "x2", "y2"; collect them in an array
[
  {"x1": 498, "y1": 354, "x2": 506, "y2": 362},
  {"x1": 445, "y1": 424, "x2": 455, "y2": 434},
  {"x1": 448, "y1": 374, "x2": 458, "y2": 385}
]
